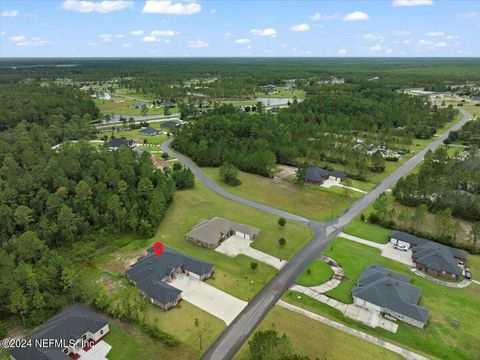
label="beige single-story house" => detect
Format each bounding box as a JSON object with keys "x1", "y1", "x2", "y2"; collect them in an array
[{"x1": 186, "y1": 217, "x2": 260, "y2": 248}]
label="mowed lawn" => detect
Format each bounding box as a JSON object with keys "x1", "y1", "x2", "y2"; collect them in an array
[
  {"x1": 202, "y1": 167, "x2": 357, "y2": 221},
  {"x1": 296, "y1": 259, "x2": 333, "y2": 287},
  {"x1": 234, "y1": 306, "x2": 403, "y2": 360},
  {"x1": 291, "y1": 237, "x2": 480, "y2": 360},
  {"x1": 104, "y1": 181, "x2": 314, "y2": 301},
  {"x1": 97, "y1": 128, "x2": 168, "y2": 145}
]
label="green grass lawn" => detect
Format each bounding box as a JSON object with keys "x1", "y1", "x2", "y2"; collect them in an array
[
  {"x1": 234, "y1": 306, "x2": 403, "y2": 360},
  {"x1": 254, "y1": 88, "x2": 306, "y2": 99},
  {"x1": 296, "y1": 259, "x2": 333, "y2": 287},
  {"x1": 201, "y1": 167, "x2": 357, "y2": 221},
  {"x1": 460, "y1": 104, "x2": 480, "y2": 117},
  {"x1": 343, "y1": 219, "x2": 391, "y2": 244},
  {"x1": 102, "y1": 181, "x2": 313, "y2": 301},
  {"x1": 97, "y1": 128, "x2": 168, "y2": 145},
  {"x1": 289, "y1": 237, "x2": 480, "y2": 360},
  {"x1": 95, "y1": 98, "x2": 178, "y2": 116}
]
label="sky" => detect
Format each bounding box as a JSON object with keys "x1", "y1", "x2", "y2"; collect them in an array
[{"x1": 0, "y1": 0, "x2": 479, "y2": 57}]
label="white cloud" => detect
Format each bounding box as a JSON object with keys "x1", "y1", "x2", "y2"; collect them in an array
[
  {"x1": 342, "y1": 11, "x2": 369, "y2": 21},
  {"x1": 338, "y1": 48, "x2": 348, "y2": 55},
  {"x1": 224, "y1": 32, "x2": 231, "y2": 38},
  {"x1": 130, "y1": 30, "x2": 144, "y2": 36},
  {"x1": 115, "y1": 34, "x2": 124, "y2": 38},
  {"x1": 446, "y1": 35, "x2": 460, "y2": 40},
  {"x1": 121, "y1": 42, "x2": 132, "y2": 47},
  {"x1": 150, "y1": 30, "x2": 178, "y2": 36},
  {"x1": 370, "y1": 44, "x2": 383, "y2": 51},
  {"x1": 311, "y1": 12, "x2": 339, "y2": 21},
  {"x1": 385, "y1": 48, "x2": 393, "y2": 54},
  {"x1": 289, "y1": 23, "x2": 310, "y2": 32},
  {"x1": 363, "y1": 33, "x2": 384, "y2": 41},
  {"x1": 187, "y1": 39, "x2": 209, "y2": 48},
  {"x1": 209, "y1": 9, "x2": 216, "y2": 14},
  {"x1": 62, "y1": 0, "x2": 133, "y2": 13},
  {"x1": 142, "y1": 35, "x2": 157, "y2": 42},
  {"x1": 142, "y1": 1, "x2": 201, "y2": 15},
  {"x1": 9, "y1": 35, "x2": 51, "y2": 47},
  {"x1": 99, "y1": 33, "x2": 113, "y2": 42},
  {"x1": 1, "y1": 10, "x2": 19, "y2": 17},
  {"x1": 392, "y1": 0, "x2": 434, "y2": 7},
  {"x1": 250, "y1": 28, "x2": 277, "y2": 37},
  {"x1": 425, "y1": 31, "x2": 444, "y2": 37},
  {"x1": 402, "y1": 39, "x2": 411, "y2": 44},
  {"x1": 0, "y1": 32, "x2": 6, "y2": 36},
  {"x1": 434, "y1": 41, "x2": 447, "y2": 48},
  {"x1": 235, "y1": 38, "x2": 251, "y2": 45},
  {"x1": 393, "y1": 30, "x2": 411, "y2": 36},
  {"x1": 457, "y1": 12, "x2": 479, "y2": 19},
  {"x1": 418, "y1": 39, "x2": 433, "y2": 46}
]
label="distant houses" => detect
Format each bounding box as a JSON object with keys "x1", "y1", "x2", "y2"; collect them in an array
[
  {"x1": 10, "y1": 304, "x2": 110, "y2": 360},
  {"x1": 352, "y1": 265, "x2": 429, "y2": 329},
  {"x1": 353, "y1": 140, "x2": 402, "y2": 160},
  {"x1": 126, "y1": 247, "x2": 214, "y2": 310},
  {"x1": 186, "y1": 217, "x2": 260, "y2": 249},
  {"x1": 390, "y1": 230, "x2": 467, "y2": 280},
  {"x1": 305, "y1": 167, "x2": 346, "y2": 185}
]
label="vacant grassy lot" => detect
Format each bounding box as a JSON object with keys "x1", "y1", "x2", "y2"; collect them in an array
[
  {"x1": 343, "y1": 220, "x2": 391, "y2": 244},
  {"x1": 95, "y1": 98, "x2": 178, "y2": 116},
  {"x1": 202, "y1": 167, "x2": 357, "y2": 221},
  {"x1": 291, "y1": 237, "x2": 480, "y2": 360},
  {"x1": 296, "y1": 259, "x2": 333, "y2": 287},
  {"x1": 234, "y1": 306, "x2": 403, "y2": 360}
]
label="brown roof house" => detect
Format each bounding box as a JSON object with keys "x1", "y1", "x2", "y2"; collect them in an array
[{"x1": 186, "y1": 217, "x2": 260, "y2": 248}]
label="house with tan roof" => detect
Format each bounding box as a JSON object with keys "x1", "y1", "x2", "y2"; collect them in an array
[{"x1": 186, "y1": 217, "x2": 260, "y2": 249}]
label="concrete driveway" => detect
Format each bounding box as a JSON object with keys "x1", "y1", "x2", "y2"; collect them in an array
[
  {"x1": 78, "y1": 340, "x2": 111, "y2": 360},
  {"x1": 169, "y1": 273, "x2": 247, "y2": 325},
  {"x1": 215, "y1": 235, "x2": 286, "y2": 269},
  {"x1": 339, "y1": 232, "x2": 413, "y2": 266}
]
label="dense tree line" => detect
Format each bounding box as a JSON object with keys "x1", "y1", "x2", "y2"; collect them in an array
[
  {"x1": 447, "y1": 118, "x2": 480, "y2": 146},
  {"x1": 0, "y1": 83, "x2": 99, "y2": 130},
  {"x1": 173, "y1": 87, "x2": 457, "y2": 179},
  {"x1": 393, "y1": 147, "x2": 480, "y2": 222},
  {"x1": 0, "y1": 85, "x2": 176, "y2": 327}
]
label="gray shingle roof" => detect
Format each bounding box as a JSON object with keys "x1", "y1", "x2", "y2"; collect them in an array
[
  {"x1": 139, "y1": 127, "x2": 161, "y2": 135},
  {"x1": 305, "y1": 167, "x2": 346, "y2": 182},
  {"x1": 127, "y1": 247, "x2": 213, "y2": 305},
  {"x1": 108, "y1": 138, "x2": 136, "y2": 148},
  {"x1": 413, "y1": 242, "x2": 463, "y2": 276},
  {"x1": 390, "y1": 230, "x2": 428, "y2": 247},
  {"x1": 186, "y1": 217, "x2": 260, "y2": 246},
  {"x1": 352, "y1": 265, "x2": 429, "y2": 325},
  {"x1": 10, "y1": 304, "x2": 108, "y2": 360}
]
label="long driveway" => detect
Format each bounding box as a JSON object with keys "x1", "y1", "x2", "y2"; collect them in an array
[{"x1": 162, "y1": 109, "x2": 471, "y2": 360}]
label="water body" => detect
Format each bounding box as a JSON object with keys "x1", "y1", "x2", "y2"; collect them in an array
[{"x1": 254, "y1": 97, "x2": 302, "y2": 106}]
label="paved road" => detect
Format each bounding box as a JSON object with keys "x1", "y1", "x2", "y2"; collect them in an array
[
  {"x1": 95, "y1": 114, "x2": 180, "y2": 129},
  {"x1": 163, "y1": 109, "x2": 471, "y2": 360}
]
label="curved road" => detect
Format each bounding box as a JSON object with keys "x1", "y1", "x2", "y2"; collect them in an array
[{"x1": 161, "y1": 109, "x2": 471, "y2": 360}]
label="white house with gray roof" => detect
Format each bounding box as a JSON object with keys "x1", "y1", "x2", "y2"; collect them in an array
[
  {"x1": 186, "y1": 217, "x2": 260, "y2": 249},
  {"x1": 352, "y1": 265, "x2": 429, "y2": 329},
  {"x1": 126, "y1": 247, "x2": 214, "y2": 310}
]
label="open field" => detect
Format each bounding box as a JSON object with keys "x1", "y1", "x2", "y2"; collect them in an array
[
  {"x1": 254, "y1": 88, "x2": 306, "y2": 98},
  {"x1": 284, "y1": 237, "x2": 480, "y2": 360},
  {"x1": 234, "y1": 306, "x2": 403, "y2": 360},
  {"x1": 201, "y1": 167, "x2": 358, "y2": 221},
  {"x1": 459, "y1": 104, "x2": 480, "y2": 117},
  {"x1": 95, "y1": 98, "x2": 178, "y2": 116},
  {"x1": 296, "y1": 259, "x2": 333, "y2": 287},
  {"x1": 97, "y1": 127, "x2": 168, "y2": 145}
]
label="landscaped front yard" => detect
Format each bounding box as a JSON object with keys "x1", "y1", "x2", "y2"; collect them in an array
[
  {"x1": 201, "y1": 167, "x2": 358, "y2": 221},
  {"x1": 234, "y1": 306, "x2": 403, "y2": 360},
  {"x1": 285, "y1": 237, "x2": 480, "y2": 360},
  {"x1": 296, "y1": 259, "x2": 333, "y2": 287}
]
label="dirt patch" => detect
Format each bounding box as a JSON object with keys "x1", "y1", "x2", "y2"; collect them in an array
[{"x1": 275, "y1": 165, "x2": 297, "y2": 181}]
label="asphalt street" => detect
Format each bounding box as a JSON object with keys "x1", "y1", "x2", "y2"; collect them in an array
[{"x1": 162, "y1": 109, "x2": 471, "y2": 360}]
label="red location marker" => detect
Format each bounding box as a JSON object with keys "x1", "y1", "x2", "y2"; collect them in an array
[{"x1": 152, "y1": 242, "x2": 164, "y2": 256}]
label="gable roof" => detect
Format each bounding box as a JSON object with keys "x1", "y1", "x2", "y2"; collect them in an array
[
  {"x1": 160, "y1": 120, "x2": 181, "y2": 128},
  {"x1": 390, "y1": 230, "x2": 428, "y2": 247},
  {"x1": 186, "y1": 217, "x2": 260, "y2": 246},
  {"x1": 139, "y1": 127, "x2": 161, "y2": 135},
  {"x1": 10, "y1": 304, "x2": 108, "y2": 360},
  {"x1": 305, "y1": 167, "x2": 346, "y2": 182},
  {"x1": 352, "y1": 265, "x2": 429, "y2": 325},
  {"x1": 127, "y1": 247, "x2": 213, "y2": 304},
  {"x1": 413, "y1": 242, "x2": 463, "y2": 275},
  {"x1": 108, "y1": 138, "x2": 135, "y2": 148}
]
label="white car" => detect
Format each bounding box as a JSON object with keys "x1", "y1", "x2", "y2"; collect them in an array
[{"x1": 393, "y1": 244, "x2": 408, "y2": 251}]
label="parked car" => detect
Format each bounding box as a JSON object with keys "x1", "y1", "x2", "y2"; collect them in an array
[
  {"x1": 464, "y1": 270, "x2": 472, "y2": 279},
  {"x1": 393, "y1": 244, "x2": 408, "y2": 251}
]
